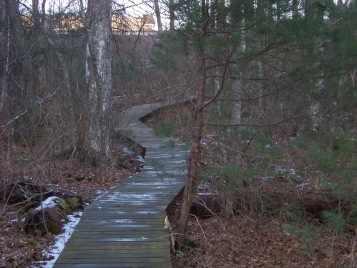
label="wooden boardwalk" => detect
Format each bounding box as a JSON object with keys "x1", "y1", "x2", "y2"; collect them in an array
[{"x1": 54, "y1": 102, "x2": 188, "y2": 267}]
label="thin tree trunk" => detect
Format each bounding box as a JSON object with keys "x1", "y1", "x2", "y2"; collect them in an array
[
  {"x1": 153, "y1": 0, "x2": 162, "y2": 32},
  {"x1": 231, "y1": 76, "x2": 242, "y2": 125},
  {"x1": 292, "y1": 0, "x2": 299, "y2": 18},
  {"x1": 4, "y1": 0, "x2": 25, "y2": 137},
  {"x1": 169, "y1": 0, "x2": 175, "y2": 31},
  {"x1": 178, "y1": 52, "x2": 206, "y2": 239},
  {"x1": 0, "y1": 11, "x2": 10, "y2": 113}
]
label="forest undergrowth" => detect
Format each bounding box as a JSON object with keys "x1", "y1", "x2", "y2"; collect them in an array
[
  {"x1": 0, "y1": 103, "x2": 356, "y2": 268},
  {"x1": 146, "y1": 103, "x2": 357, "y2": 268}
]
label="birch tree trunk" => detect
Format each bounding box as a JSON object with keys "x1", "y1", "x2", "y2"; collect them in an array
[
  {"x1": 86, "y1": 0, "x2": 113, "y2": 177},
  {"x1": 230, "y1": 75, "x2": 242, "y2": 125}
]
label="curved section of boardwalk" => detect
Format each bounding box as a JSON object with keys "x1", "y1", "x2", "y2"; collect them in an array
[{"x1": 54, "y1": 102, "x2": 188, "y2": 267}]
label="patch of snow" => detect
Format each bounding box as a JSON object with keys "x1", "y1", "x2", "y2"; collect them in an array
[
  {"x1": 32, "y1": 211, "x2": 82, "y2": 268},
  {"x1": 275, "y1": 166, "x2": 297, "y2": 176},
  {"x1": 114, "y1": 219, "x2": 133, "y2": 223},
  {"x1": 136, "y1": 155, "x2": 145, "y2": 163},
  {"x1": 262, "y1": 175, "x2": 275, "y2": 180},
  {"x1": 34, "y1": 196, "x2": 61, "y2": 212},
  {"x1": 296, "y1": 179, "x2": 313, "y2": 191},
  {"x1": 201, "y1": 139, "x2": 208, "y2": 147},
  {"x1": 10, "y1": 217, "x2": 25, "y2": 223},
  {"x1": 264, "y1": 144, "x2": 272, "y2": 149},
  {"x1": 95, "y1": 189, "x2": 105, "y2": 196},
  {"x1": 122, "y1": 146, "x2": 133, "y2": 156}
]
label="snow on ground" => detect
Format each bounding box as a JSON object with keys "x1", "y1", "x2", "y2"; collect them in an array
[
  {"x1": 32, "y1": 211, "x2": 82, "y2": 268},
  {"x1": 33, "y1": 196, "x2": 61, "y2": 212}
]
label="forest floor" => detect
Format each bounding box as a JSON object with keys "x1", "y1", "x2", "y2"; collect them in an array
[
  {"x1": 168, "y1": 187, "x2": 356, "y2": 268},
  {"x1": 0, "y1": 103, "x2": 356, "y2": 267},
  {"x1": 0, "y1": 136, "x2": 141, "y2": 267}
]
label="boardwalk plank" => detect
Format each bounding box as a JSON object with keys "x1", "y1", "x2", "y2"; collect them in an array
[{"x1": 63, "y1": 241, "x2": 170, "y2": 249}]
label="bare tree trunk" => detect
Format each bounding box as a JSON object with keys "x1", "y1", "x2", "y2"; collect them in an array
[
  {"x1": 153, "y1": 0, "x2": 162, "y2": 32},
  {"x1": 292, "y1": 0, "x2": 300, "y2": 18},
  {"x1": 3, "y1": 0, "x2": 25, "y2": 136},
  {"x1": 169, "y1": 0, "x2": 175, "y2": 31},
  {"x1": 0, "y1": 1, "x2": 9, "y2": 114},
  {"x1": 86, "y1": 0, "x2": 113, "y2": 180},
  {"x1": 231, "y1": 76, "x2": 242, "y2": 125}
]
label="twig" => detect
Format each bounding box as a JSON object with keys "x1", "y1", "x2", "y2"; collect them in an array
[
  {"x1": 191, "y1": 213, "x2": 207, "y2": 242},
  {"x1": 0, "y1": 90, "x2": 58, "y2": 129}
]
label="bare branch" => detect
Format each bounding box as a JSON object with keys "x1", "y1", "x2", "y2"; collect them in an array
[{"x1": 0, "y1": 91, "x2": 59, "y2": 129}]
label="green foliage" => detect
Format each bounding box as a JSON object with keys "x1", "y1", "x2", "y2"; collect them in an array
[
  {"x1": 290, "y1": 130, "x2": 357, "y2": 232},
  {"x1": 73, "y1": 176, "x2": 85, "y2": 182},
  {"x1": 292, "y1": 130, "x2": 357, "y2": 184},
  {"x1": 280, "y1": 198, "x2": 305, "y2": 224},
  {"x1": 199, "y1": 163, "x2": 221, "y2": 182},
  {"x1": 321, "y1": 210, "x2": 345, "y2": 232},
  {"x1": 113, "y1": 60, "x2": 141, "y2": 81},
  {"x1": 176, "y1": 237, "x2": 197, "y2": 258},
  {"x1": 152, "y1": 121, "x2": 176, "y2": 137},
  {"x1": 346, "y1": 206, "x2": 357, "y2": 227},
  {"x1": 151, "y1": 31, "x2": 190, "y2": 71},
  {"x1": 284, "y1": 223, "x2": 319, "y2": 253},
  {"x1": 291, "y1": 136, "x2": 312, "y2": 149}
]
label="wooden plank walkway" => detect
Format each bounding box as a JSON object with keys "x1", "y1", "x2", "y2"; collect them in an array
[{"x1": 54, "y1": 101, "x2": 188, "y2": 267}]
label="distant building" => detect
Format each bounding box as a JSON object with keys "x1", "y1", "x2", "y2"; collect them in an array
[
  {"x1": 112, "y1": 14, "x2": 156, "y2": 35},
  {"x1": 21, "y1": 13, "x2": 156, "y2": 35}
]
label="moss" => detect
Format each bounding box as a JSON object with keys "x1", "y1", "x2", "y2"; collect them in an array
[
  {"x1": 64, "y1": 197, "x2": 81, "y2": 210},
  {"x1": 82, "y1": 162, "x2": 92, "y2": 168},
  {"x1": 59, "y1": 198, "x2": 69, "y2": 215},
  {"x1": 116, "y1": 158, "x2": 130, "y2": 169},
  {"x1": 73, "y1": 176, "x2": 86, "y2": 182},
  {"x1": 47, "y1": 219, "x2": 61, "y2": 234}
]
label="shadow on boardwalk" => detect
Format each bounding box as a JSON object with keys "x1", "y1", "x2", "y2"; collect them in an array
[{"x1": 53, "y1": 100, "x2": 189, "y2": 268}]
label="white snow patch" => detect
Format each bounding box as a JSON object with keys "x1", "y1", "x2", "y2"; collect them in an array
[
  {"x1": 122, "y1": 146, "x2": 133, "y2": 156},
  {"x1": 32, "y1": 211, "x2": 82, "y2": 268},
  {"x1": 34, "y1": 196, "x2": 61, "y2": 212},
  {"x1": 275, "y1": 166, "x2": 297, "y2": 176},
  {"x1": 136, "y1": 156, "x2": 145, "y2": 163}
]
